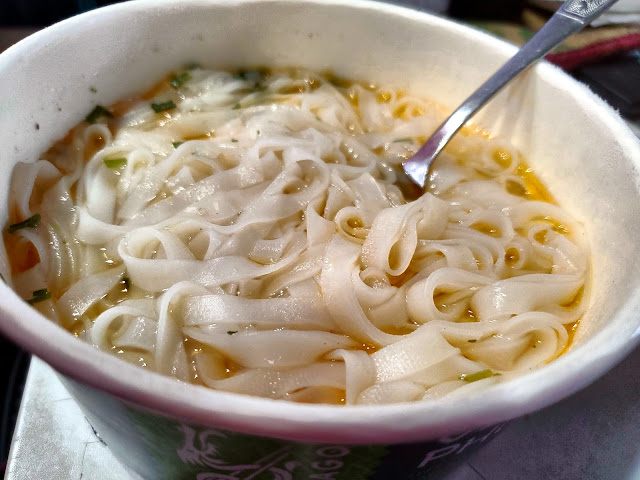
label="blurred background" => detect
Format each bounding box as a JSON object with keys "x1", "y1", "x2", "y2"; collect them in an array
[{"x1": 1, "y1": 0, "x2": 639, "y2": 477}]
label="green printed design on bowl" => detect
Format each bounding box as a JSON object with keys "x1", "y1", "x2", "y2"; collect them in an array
[{"x1": 128, "y1": 406, "x2": 387, "y2": 480}]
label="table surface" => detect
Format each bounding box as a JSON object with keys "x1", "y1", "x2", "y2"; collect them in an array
[{"x1": 6, "y1": 346, "x2": 640, "y2": 480}]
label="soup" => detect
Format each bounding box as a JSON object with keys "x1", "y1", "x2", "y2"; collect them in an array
[{"x1": 2, "y1": 67, "x2": 588, "y2": 404}]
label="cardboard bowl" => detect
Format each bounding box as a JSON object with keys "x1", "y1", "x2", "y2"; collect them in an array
[{"x1": 1, "y1": 1, "x2": 639, "y2": 478}]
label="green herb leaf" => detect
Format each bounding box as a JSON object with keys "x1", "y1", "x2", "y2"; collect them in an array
[
  {"x1": 468, "y1": 339, "x2": 477, "y2": 343},
  {"x1": 227, "y1": 330, "x2": 238, "y2": 335},
  {"x1": 151, "y1": 101, "x2": 177, "y2": 113},
  {"x1": 393, "y1": 137, "x2": 413, "y2": 143},
  {"x1": 8, "y1": 214, "x2": 41, "y2": 234},
  {"x1": 89, "y1": 86, "x2": 97, "y2": 93},
  {"x1": 234, "y1": 68, "x2": 269, "y2": 83},
  {"x1": 27, "y1": 288, "x2": 51, "y2": 305},
  {"x1": 103, "y1": 157, "x2": 127, "y2": 169},
  {"x1": 172, "y1": 141, "x2": 184, "y2": 148},
  {"x1": 231, "y1": 138, "x2": 238, "y2": 143},
  {"x1": 461, "y1": 369, "x2": 493, "y2": 383},
  {"x1": 86, "y1": 105, "x2": 113, "y2": 124},
  {"x1": 169, "y1": 72, "x2": 192, "y2": 89},
  {"x1": 232, "y1": 103, "x2": 241, "y2": 110}
]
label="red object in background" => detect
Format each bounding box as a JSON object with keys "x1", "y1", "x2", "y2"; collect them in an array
[{"x1": 546, "y1": 33, "x2": 640, "y2": 71}]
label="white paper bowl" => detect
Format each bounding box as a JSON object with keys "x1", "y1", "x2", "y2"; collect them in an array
[{"x1": 1, "y1": 1, "x2": 639, "y2": 478}]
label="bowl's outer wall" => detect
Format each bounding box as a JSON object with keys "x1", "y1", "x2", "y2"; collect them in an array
[
  {"x1": 0, "y1": 0, "x2": 640, "y2": 476},
  {"x1": 62, "y1": 374, "x2": 506, "y2": 480}
]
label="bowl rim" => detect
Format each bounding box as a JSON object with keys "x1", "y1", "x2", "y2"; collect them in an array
[{"x1": 1, "y1": 0, "x2": 640, "y2": 445}]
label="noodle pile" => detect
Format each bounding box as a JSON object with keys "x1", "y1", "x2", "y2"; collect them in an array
[{"x1": 3, "y1": 68, "x2": 588, "y2": 404}]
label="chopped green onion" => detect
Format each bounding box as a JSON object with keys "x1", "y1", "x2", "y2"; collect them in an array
[
  {"x1": 393, "y1": 137, "x2": 413, "y2": 143},
  {"x1": 151, "y1": 101, "x2": 177, "y2": 113},
  {"x1": 103, "y1": 157, "x2": 127, "y2": 169},
  {"x1": 227, "y1": 330, "x2": 238, "y2": 335},
  {"x1": 86, "y1": 105, "x2": 113, "y2": 124},
  {"x1": 256, "y1": 130, "x2": 260, "y2": 136},
  {"x1": 90, "y1": 86, "x2": 97, "y2": 93},
  {"x1": 231, "y1": 138, "x2": 238, "y2": 143},
  {"x1": 461, "y1": 369, "x2": 493, "y2": 383},
  {"x1": 8, "y1": 214, "x2": 41, "y2": 234},
  {"x1": 27, "y1": 288, "x2": 51, "y2": 305},
  {"x1": 170, "y1": 72, "x2": 192, "y2": 89},
  {"x1": 172, "y1": 141, "x2": 184, "y2": 148},
  {"x1": 468, "y1": 339, "x2": 477, "y2": 343},
  {"x1": 234, "y1": 68, "x2": 269, "y2": 84},
  {"x1": 232, "y1": 103, "x2": 241, "y2": 110}
]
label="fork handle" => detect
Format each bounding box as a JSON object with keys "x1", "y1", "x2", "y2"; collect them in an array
[{"x1": 403, "y1": 0, "x2": 619, "y2": 188}]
